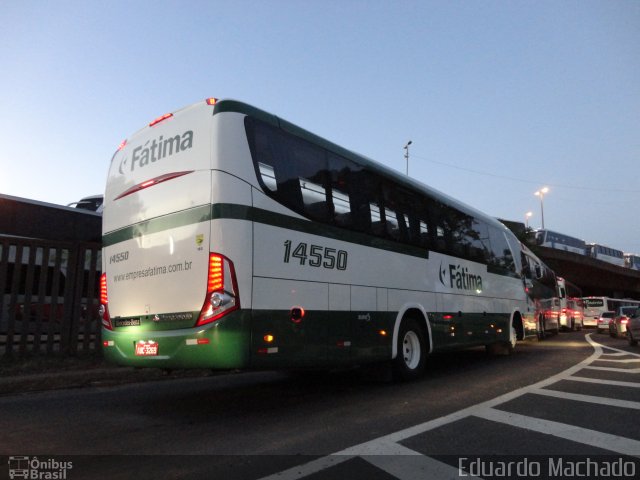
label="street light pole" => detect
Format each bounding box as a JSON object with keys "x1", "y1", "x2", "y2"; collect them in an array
[
  {"x1": 404, "y1": 141, "x2": 412, "y2": 176},
  {"x1": 525, "y1": 211, "x2": 533, "y2": 229},
  {"x1": 534, "y1": 187, "x2": 549, "y2": 229}
]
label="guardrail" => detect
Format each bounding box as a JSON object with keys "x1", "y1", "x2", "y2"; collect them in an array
[{"x1": 0, "y1": 235, "x2": 102, "y2": 357}]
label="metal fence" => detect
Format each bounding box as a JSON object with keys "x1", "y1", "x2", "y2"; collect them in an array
[{"x1": 0, "y1": 235, "x2": 102, "y2": 357}]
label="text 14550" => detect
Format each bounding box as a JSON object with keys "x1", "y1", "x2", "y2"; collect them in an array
[{"x1": 283, "y1": 241, "x2": 347, "y2": 270}]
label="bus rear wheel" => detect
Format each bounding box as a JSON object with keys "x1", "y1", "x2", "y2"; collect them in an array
[
  {"x1": 393, "y1": 317, "x2": 426, "y2": 381},
  {"x1": 487, "y1": 319, "x2": 517, "y2": 356}
]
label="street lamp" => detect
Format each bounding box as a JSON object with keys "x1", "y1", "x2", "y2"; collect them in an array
[
  {"x1": 534, "y1": 187, "x2": 549, "y2": 229},
  {"x1": 404, "y1": 141, "x2": 412, "y2": 176},
  {"x1": 525, "y1": 211, "x2": 533, "y2": 229}
]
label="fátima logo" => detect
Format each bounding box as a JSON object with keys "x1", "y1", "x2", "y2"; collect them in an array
[
  {"x1": 118, "y1": 130, "x2": 194, "y2": 174},
  {"x1": 439, "y1": 261, "x2": 483, "y2": 292}
]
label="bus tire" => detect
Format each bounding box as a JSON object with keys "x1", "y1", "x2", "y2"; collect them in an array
[
  {"x1": 487, "y1": 317, "x2": 518, "y2": 356},
  {"x1": 393, "y1": 317, "x2": 426, "y2": 381},
  {"x1": 508, "y1": 317, "x2": 518, "y2": 352}
]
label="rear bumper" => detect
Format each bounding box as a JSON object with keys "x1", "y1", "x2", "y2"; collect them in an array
[{"x1": 102, "y1": 310, "x2": 251, "y2": 369}]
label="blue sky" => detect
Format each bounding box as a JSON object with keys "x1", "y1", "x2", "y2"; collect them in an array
[{"x1": 1, "y1": 0, "x2": 638, "y2": 252}]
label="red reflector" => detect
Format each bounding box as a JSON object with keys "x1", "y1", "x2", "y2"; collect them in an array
[
  {"x1": 197, "y1": 338, "x2": 210, "y2": 345},
  {"x1": 149, "y1": 113, "x2": 173, "y2": 127},
  {"x1": 206, "y1": 97, "x2": 219, "y2": 105}
]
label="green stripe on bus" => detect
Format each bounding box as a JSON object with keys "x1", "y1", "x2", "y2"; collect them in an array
[
  {"x1": 102, "y1": 204, "x2": 212, "y2": 247},
  {"x1": 103, "y1": 203, "x2": 428, "y2": 259},
  {"x1": 211, "y1": 204, "x2": 429, "y2": 259}
]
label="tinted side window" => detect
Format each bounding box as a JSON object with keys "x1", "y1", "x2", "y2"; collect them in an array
[
  {"x1": 488, "y1": 226, "x2": 516, "y2": 274},
  {"x1": 246, "y1": 117, "x2": 498, "y2": 261}
]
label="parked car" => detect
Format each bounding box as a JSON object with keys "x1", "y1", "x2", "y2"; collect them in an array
[
  {"x1": 609, "y1": 306, "x2": 638, "y2": 338},
  {"x1": 628, "y1": 309, "x2": 640, "y2": 346},
  {"x1": 596, "y1": 311, "x2": 615, "y2": 333}
]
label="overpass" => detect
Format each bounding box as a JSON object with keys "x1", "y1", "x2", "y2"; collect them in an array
[
  {"x1": 499, "y1": 219, "x2": 640, "y2": 300},
  {"x1": 535, "y1": 246, "x2": 640, "y2": 300}
]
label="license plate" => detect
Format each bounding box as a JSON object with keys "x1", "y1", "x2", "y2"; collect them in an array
[{"x1": 135, "y1": 341, "x2": 159, "y2": 356}]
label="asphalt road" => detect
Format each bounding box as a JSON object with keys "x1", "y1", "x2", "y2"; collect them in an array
[{"x1": 1, "y1": 331, "x2": 638, "y2": 479}]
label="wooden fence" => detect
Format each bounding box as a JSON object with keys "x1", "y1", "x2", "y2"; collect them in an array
[{"x1": 0, "y1": 235, "x2": 102, "y2": 357}]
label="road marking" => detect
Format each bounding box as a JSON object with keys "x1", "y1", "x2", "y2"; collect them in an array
[
  {"x1": 474, "y1": 407, "x2": 640, "y2": 457},
  {"x1": 583, "y1": 366, "x2": 640, "y2": 373},
  {"x1": 364, "y1": 447, "x2": 465, "y2": 480},
  {"x1": 259, "y1": 455, "x2": 354, "y2": 480},
  {"x1": 533, "y1": 387, "x2": 640, "y2": 409},
  {"x1": 258, "y1": 334, "x2": 638, "y2": 480},
  {"x1": 594, "y1": 358, "x2": 640, "y2": 363},
  {"x1": 601, "y1": 351, "x2": 632, "y2": 357},
  {"x1": 565, "y1": 376, "x2": 640, "y2": 388},
  {"x1": 598, "y1": 344, "x2": 640, "y2": 358}
]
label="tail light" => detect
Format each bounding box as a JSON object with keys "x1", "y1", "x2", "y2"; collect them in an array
[
  {"x1": 99, "y1": 273, "x2": 112, "y2": 330},
  {"x1": 196, "y1": 253, "x2": 240, "y2": 326},
  {"x1": 621, "y1": 318, "x2": 629, "y2": 325}
]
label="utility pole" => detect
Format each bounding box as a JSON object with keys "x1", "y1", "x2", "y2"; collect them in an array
[{"x1": 404, "y1": 141, "x2": 412, "y2": 175}]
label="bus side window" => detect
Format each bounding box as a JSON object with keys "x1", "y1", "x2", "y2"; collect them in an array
[
  {"x1": 521, "y1": 252, "x2": 532, "y2": 279},
  {"x1": 328, "y1": 153, "x2": 355, "y2": 228},
  {"x1": 299, "y1": 177, "x2": 332, "y2": 223},
  {"x1": 419, "y1": 220, "x2": 429, "y2": 248},
  {"x1": 370, "y1": 203, "x2": 384, "y2": 237},
  {"x1": 465, "y1": 219, "x2": 490, "y2": 263},
  {"x1": 258, "y1": 162, "x2": 277, "y2": 192},
  {"x1": 488, "y1": 226, "x2": 516, "y2": 274},
  {"x1": 332, "y1": 188, "x2": 351, "y2": 227},
  {"x1": 382, "y1": 183, "x2": 416, "y2": 245},
  {"x1": 384, "y1": 207, "x2": 400, "y2": 241}
]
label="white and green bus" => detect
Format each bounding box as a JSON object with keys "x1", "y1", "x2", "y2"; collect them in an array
[{"x1": 100, "y1": 98, "x2": 549, "y2": 379}]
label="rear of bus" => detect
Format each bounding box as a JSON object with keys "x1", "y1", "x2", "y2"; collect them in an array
[{"x1": 101, "y1": 99, "x2": 252, "y2": 369}]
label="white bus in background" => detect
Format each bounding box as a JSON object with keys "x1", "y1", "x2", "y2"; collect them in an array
[
  {"x1": 532, "y1": 229, "x2": 585, "y2": 255},
  {"x1": 586, "y1": 243, "x2": 625, "y2": 267},
  {"x1": 556, "y1": 277, "x2": 583, "y2": 331},
  {"x1": 100, "y1": 97, "x2": 557, "y2": 380},
  {"x1": 582, "y1": 296, "x2": 640, "y2": 327},
  {"x1": 624, "y1": 254, "x2": 640, "y2": 271}
]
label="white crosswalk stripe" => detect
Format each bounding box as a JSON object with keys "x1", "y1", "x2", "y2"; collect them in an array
[{"x1": 258, "y1": 334, "x2": 640, "y2": 480}]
